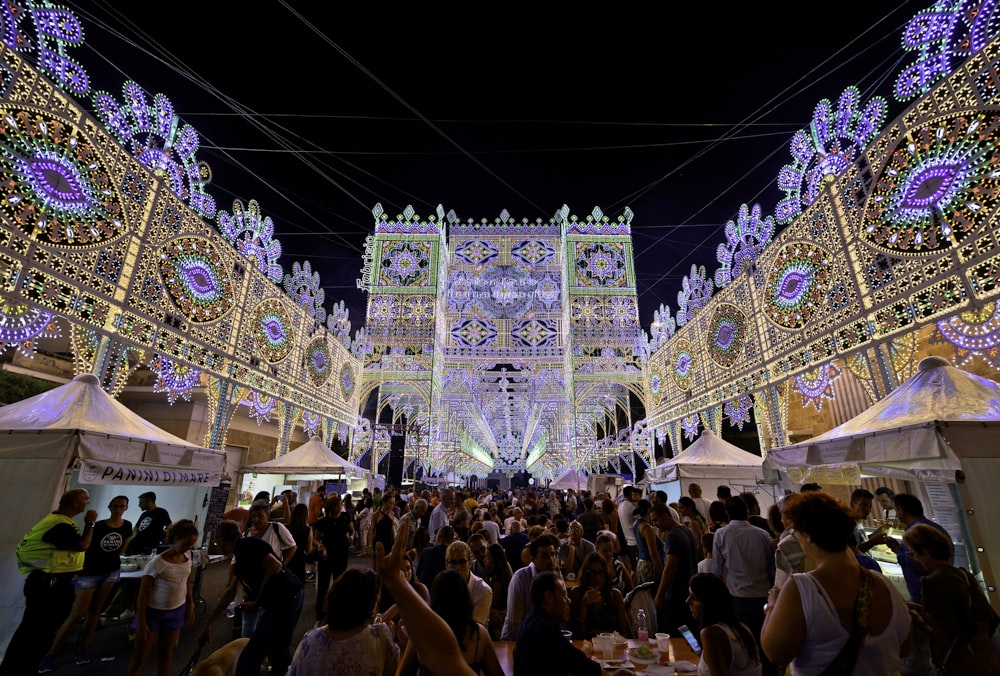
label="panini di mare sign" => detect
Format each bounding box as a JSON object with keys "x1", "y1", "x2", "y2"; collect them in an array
[{"x1": 80, "y1": 459, "x2": 222, "y2": 486}]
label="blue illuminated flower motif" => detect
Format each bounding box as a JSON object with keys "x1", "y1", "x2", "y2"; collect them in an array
[
  {"x1": 794, "y1": 363, "x2": 842, "y2": 411},
  {"x1": 301, "y1": 411, "x2": 321, "y2": 436},
  {"x1": 512, "y1": 318, "x2": 557, "y2": 348},
  {"x1": 367, "y1": 295, "x2": 399, "y2": 325},
  {"x1": 649, "y1": 304, "x2": 676, "y2": 352},
  {"x1": 326, "y1": 301, "x2": 351, "y2": 346},
  {"x1": 160, "y1": 238, "x2": 235, "y2": 323},
  {"x1": 403, "y1": 296, "x2": 435, "y2": 325},
  {"x1": 934, "y1": 302, "x2": 1000, "y2": 370},
  {"x1": 677, "y1": 265, "x2": 713, "y2": 326},
  {"x1": 724, "y1": 394, "x2": 753, "y2": 431},
  {"x1": 715, "y1": 204, "x2": 774, "y2": 287},
  {"x1": 863, "y1": 114, "x2": 1000, "y2": 254},
  {"x1": 681, "y1": 414, "x2": 701, "y2": 442},
  {"x1": 895, "y1": 0, "x2": 1000, "y2": 101},
  {"x1": 0, "y1": 298, "x2": 60, "y2": 357},
  {"x1": 0, "y1": 109, "x2": 125, "y2": 246},
  {"x1": 671, "y1": 339, "x2": 695, "y2": 391},
  {"x1": 775, "y1": 87, "x2": 888, "y2": 223},
  {"x1": 92, "y1": 81, "x2": 215, "y2": 217},
  {"x1": 244, "y1": 391, "x2": 275, "y2": 425},
  {"x1": 571, "y1": 297, "x2": 604, "y2": 325},
  {"x1": 340, "y1": 364, "x2": 356, "y2": 400},
  {"x1": 446, "y1": 270, "x2": 478, "y2": 313},
  {"x1": 218, "y1": 199, "x2": 282, "y2": 282},
  {"x1": 606, "y1": 296, "x2": 636, "y2": 327},
  {"x1": 253, "y1": 298, "x2": 292, "y2": 363},
  {"x1": 0, "y1": 1, "x2": 89, "y2": 94},
  {"x1": 451, "y1": 318, "x2": 497, "y2": 347},
  {"x1": 577, "y1": 242, "x2": 626, "y2": 287},
  {"x1": 707, "y1": 303, "x2": 746, "y2": 368},
  {"x1": 148, "y1": 354, "x2": 200, "y2": 404},
  {"x1": 454, "y1": 239, "x2": 499, "y2": 266},
  {"x1": 380, "y1": 240, "x2": 429, "y2": 286},
  {"x1": 763, "y1": 242, "x2": 831, "y2": 329},
  {"x1": 511, "y1": 239, "x2": 556, "y2": 267},
  {"x1": 649, "y1": 371, "x2": 662, "y2": 395},
  {"x1": 474, "y1": 264, "x2": 537, "y2": 320},
  {"x1": 533, "y1": 271, "x2": 562, "y2": 311},
  {"x1": 305, "y1": 337, "x2": 331, "y2": 387},
  {"x1": 284, "y1": 260, "x2": 326, "y2": 323}
]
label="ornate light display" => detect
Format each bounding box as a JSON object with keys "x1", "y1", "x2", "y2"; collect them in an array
[
  {"x1": 379, "y1": 240, "x2": 431, "y2": 287},
  {"x1": 935, "y1": 301, "x2": 1000, "y2": 370},
  {"x1": 217, "y1": 199, "x2": 282, "y2": 282},
  {"x1": 895, "y1": 0, "x2": 1000, "y2": 101},
  {"x1": 159, "y1": 238, "x2": 235, "y2": 323},
  {"x1": 775, "y1": 87, "x2": 888, "y2": 223},
  {"x1": 706, "y1": 303, "x2": 748, "y2": 368},
  {"x1": 862, "y1": 113, "x2": 1000, "y2": 254},
  {"x1": 92, "y1": 81, "x2": 215, "y2": 217},
  {"x1": 715, "y1": 203, "x2": 775, "y2": 286},
  {"x1": 305, "y1": 336, "x2": 332, "y2": 387},
  {"x1": 763, "y1": 242, "x2": 832, "y2": 329},
  {"x1": 576, "y1": 241, "x2": 627, "y2": 288},
  {"x1": 284, "y1": 260, "x2": 326, "y2": 324},
  {"x1": 681, "y1": 413, "x2": 701, "y2": 441},
  {"x1": 677, "y1": 265, "x2": 713, "y2": 326},
  {"x1": 649, "y1": 304, "x2": 676, "y2": 352},
  {"x1": 251, "y1": 298, "x2": 293, "y2": 363},
  {"x1": 326, "y1": 300, "x2": 351, "y2": 346},
  {"x1": 0, "y1": 297, "x2": 60, "y2": 356},
  {"x1": 301, "y1": 410, "x2": 321, "y2": 436},
  {"x1": 0, "y1": 1, "x2": 89, "y2": 94},
  {"x1": 793, "y1": 362, "x2": 842, "y2": 411},
  {"x1": 724, "y1": 394, "x2": 753, "y2": 431},
  {"x1": 0, "y1": 107, "x2": 125, "y2": 246},
  {"x1": 244, "y1": 390, "x2": 275, "y2": 425},
  {"x1": 148, "y1": 354, "x2": 200, "y2": 404},
  {"x1": 671, "y1": 338, "x2": 695, "y2": 391}
]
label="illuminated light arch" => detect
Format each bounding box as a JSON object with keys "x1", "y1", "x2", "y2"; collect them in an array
[
  {"x1": 776, "y1": 87, "x2": 888, "y2": 223},
  {"x1": 935, "y1": 301, "x2": 1000, "y2": 370},
  {"x1": 862, "y1": 113, "x2": 1000, "y2": 255},
  {"x1": 793, "y1": 362, "x2": 842, "y2": 411},
  {"x1": 895, "y1": 0, "x2": 1000, "y2": 101},
  {"x1": 149, "y1": 354, "x2": 200, "y2": 404},
  {"x1": 671, "y1": 338, "x2": 695, "y2": 391},
  {"x1": 217, "y1": 199, "x2": 282, "y2": 282},
  {"x1": 0, "y1": 297, "x2": 60, "y2": 357},
  {"x1": 92, "y1": 81, "x2": 215, "y2": 217},
  {"x1": 159, "y1": 237, "x2": 235, "y2": 323},
  {"x1": 762, "y1": 242, "x2": 832, "y2": 329},
  {"x1": 715, "y1": 203, "x2": 775, "y2": 287},
  {"x1": 677, "y1": 264, "x2": 712, "y2": 326},
  {"x1": 0, "y1": 1, "x2": 89, "y2": 94},
  {"x1": 284, "y1": 260, "x2": 326, "y2": 324},
  {"x1": 326, "y1": 300, "x2": 351, "y2": 347}
]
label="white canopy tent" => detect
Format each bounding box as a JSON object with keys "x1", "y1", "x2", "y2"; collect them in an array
[
  {"x1": 647, "y1": 429, "x2": 774, "y2": 509},
  {"x1": 0, "y1": 373, "x2": 225, "y2": 657},
  {"x1": 550, "y1": 469, "x2": 588, "y2": 490},
  {"x1": 763, "y1": 356, "x2": 1000, "y2": 609},
  {"x1": 239, "y1": 436, "x2": 368, "y2": 496}
]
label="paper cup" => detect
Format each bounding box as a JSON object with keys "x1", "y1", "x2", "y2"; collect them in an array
[{"x1": 655, "y1": 632, "x2": 671, "y2": 653}]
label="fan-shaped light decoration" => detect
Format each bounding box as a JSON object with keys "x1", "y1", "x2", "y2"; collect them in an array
[
  {"x1": 243, "y1": 391, "x2": 275, "y2": 425},
  {"x1": 217, "y1": 199, "x2": 282, "y2": 282},
  {"x1": 149, "y1": 354, "x2": 200, "y2": 404},
  {"x1": 681, "y1": 413, "x2": 701, "y2": 441},
  {"x1": 326, "y1": 300, "x2": 351, "y2": 346},
  {"x1": 284, "y1": 260, "x2": 326, "y2": 323},
  {"x1": 775, "y1": 87, "x2": 888, "y2": 223},
  {"x1": 0, "y1": 1, "x2": 89, "y2": 94},
  {"x1": 92, "y1": 81, "x2": 215, "y2": 217},
  {"x1": 715, "y1": 204, "x2": 775, "y2": 286},
  {"x1": 649, "y1": 303, "x2": 676, "y2": 352},
  {"x1": 724, "y1": 394, "x2": 753, "y2": 431},
  {"x1": 895, "y1": 0, "x2": 1000, "y2": 101},
  {"x1": 0, "y1": 298, "x2": 60, "y2": 357},
  {"x1": 677, "y1": 264, "x2": 712, "y2": 326},
  {"x1": 793, "y1": 362, "x2": 842, "y2": 411},
  {"x1": 934, "y1": 301, "x2": 1000, "y2": 370},
  {"x1": 301, "y1": 410, "x2": 321, "y2": 436}
]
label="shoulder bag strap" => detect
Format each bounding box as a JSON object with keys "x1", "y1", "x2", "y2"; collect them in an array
[{"x1": 818, "y1": 568, "x2": 874, "y2": 676}]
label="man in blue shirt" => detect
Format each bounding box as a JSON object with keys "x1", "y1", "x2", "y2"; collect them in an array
[{"x1": 878, "y1": 492, "x2": 951, "y2": 603}]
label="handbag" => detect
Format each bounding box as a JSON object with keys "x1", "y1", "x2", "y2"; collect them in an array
[{"x1": 818, "y1": 568, "x2": 874, "y2": 676}]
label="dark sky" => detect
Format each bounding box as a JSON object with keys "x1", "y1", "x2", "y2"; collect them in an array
[{"x1": 64, "y1": 2, "x2": 920, "y2": 334}]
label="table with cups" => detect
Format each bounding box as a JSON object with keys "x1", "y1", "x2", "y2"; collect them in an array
[{"x1": 494, "y1": 633, "x2": 700, "y2": 674}]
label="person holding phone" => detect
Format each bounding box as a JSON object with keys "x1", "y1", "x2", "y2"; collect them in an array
[
  {"x1": 686, "y1": 573, "x2": 761, "y2": 675},
  {"x1": 568, "y1": 552, "x2": 631, "y2": 639}
]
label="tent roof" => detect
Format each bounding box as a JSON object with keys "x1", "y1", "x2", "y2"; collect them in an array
[
  {"x1": 242, "y1": 436, "x2": 365, "y2": 477},
  {"x1": 0, "y1": 373, "x2": 201, "y2": 448},
  {"x1": 649, "y1": 430, "x2": 764, "y2": 481},
  {"x1": 550, "y1": 469, "x2": 587, "y2": 489}
]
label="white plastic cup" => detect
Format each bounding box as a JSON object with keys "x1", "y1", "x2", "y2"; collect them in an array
[
  {"x1": 655, "y1": 632, "x2": 671, "y2": 654},
  {"x1": 598, "y1": 633, "x2": 616, "y2": 659}
]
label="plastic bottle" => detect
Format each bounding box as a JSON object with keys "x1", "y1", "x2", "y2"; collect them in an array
[{"x1": 636, "y1": 608, "x2": 649, "y2": 642}]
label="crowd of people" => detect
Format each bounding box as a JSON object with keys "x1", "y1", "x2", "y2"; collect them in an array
[{"x1": 4, "y1": 481, "x2": 998, "y2": 675}]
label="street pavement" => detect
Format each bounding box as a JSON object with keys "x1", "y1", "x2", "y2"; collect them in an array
[{"x1": 33, "y1": 554, "x2": 372, "y2": 675}]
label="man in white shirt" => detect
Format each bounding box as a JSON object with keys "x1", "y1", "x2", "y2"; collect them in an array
[
  {"x1": 446, "y1": 540, "x2": 492, "y2": 625},
  {"x1": 617, "y1": 486, "x2": 639, "y2": 564},
  {"x1": 687, "y1": 483, "x2": 713, "y2": 524},
  {"x1": 428, "y1": 488, "x2": 454, "y2": 542},
  {"x1": 503, "y1": 507, "x2": 525, "y2": 535},
  {"x1": 500, "y1": 534, "x2": 558, "y2": 639}
]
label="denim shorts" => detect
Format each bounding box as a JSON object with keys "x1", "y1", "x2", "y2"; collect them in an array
[{"x1": 74, "y1": 570, "x2": 121, "y2": 590}]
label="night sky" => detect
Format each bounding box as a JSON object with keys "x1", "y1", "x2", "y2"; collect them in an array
[{"x1": 64, "y1": 2, "x2": 920, "y2": 334}]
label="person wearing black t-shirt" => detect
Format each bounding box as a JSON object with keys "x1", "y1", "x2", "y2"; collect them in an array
[
  {"x1": 310, "y1": 494, "x2": 354, "y2": 623},
  {"x1": 202, "y1": 520, "x2": 304, "y2": 676},
  {"x1": 126, "y1": 492, "x2": 171, "y2": 555}
]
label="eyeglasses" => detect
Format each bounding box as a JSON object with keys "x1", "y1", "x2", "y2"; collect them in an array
[{"x1": 446, "y1": 559, "x2": 468, "y2": 566}]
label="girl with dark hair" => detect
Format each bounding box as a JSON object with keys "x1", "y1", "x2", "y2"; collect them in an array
[
  {"x1": 286, "y1": 502, "x2": 312, "y2": 584},
  {"x1": 397, "y1": 569, "x2": 503, "y2": 676},
  {"x1": 633, "y1": 499, "x2": 663, "y2": 584},
  {"x1": 708, "y1": 501, "x2": 729, "y2": 532},
  {"x1": 688, "y1": 573, "x2": 761, "y2": 676},
  {"x1": 595, "y1": 532, "x2": 634, "y2": 595},
  {"x1": 678, "y1": 496, "x2": 708, "y2": 557},
  {"x1": 126, "y1": 519, "x2": 199, "y2": 676},
  {"x1": 288, "y1": 569, "x2": 398, "y2": 675},
  {"x1": 569, "y1": 551, "x2": 631, "y2": 639},
  {"x1": 484, "y1": 543, "x2": 512, "y2": 639}
]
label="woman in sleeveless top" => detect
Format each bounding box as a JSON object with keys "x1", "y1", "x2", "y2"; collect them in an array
[
  {"x1": 397, "y1": 569, "x2": 503, "y2": 676},
  {"x1": 633, "y1": 499, "x2": 663, "y2": 585},
  {"x1": 569, "y1": 552, "x2": 632, "y2": 639},
  {"x1": 761, "y1": 492, "x2": 912, "y2": 675},
  {"x1": 688, "y1": 573, "x2": 761, "y2": 676}
]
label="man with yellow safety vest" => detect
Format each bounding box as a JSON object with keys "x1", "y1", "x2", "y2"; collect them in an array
[{"x1": 0, "y1": 489, "x2": 97, "y2": 676}]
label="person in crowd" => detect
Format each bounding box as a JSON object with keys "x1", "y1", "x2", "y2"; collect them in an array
[
  {"x1": 717, "y1": 486, "x2": 733, "y2": 501},
  {"x1": 773, "y1": 495, "x2": 809, "y2": 589},
  {"x1": 874, "y1": 486, "x2": 896, "y2": 521},
  {"x1": 617, "y1": 486, "x2": 639, "y2": 564},
  {"x1": 244, "y1": 500, "x2": 296, "y2": 569},
  {"x1": 688, "y1": 483, "x2": 713, "y2": 524},
  {"x1": 125, "y1": 519, "x2": 198, "y2": 676},
  {"x1": 501, "y1": 533, "x2": 559, "y2": 640},
  {"x1": 446, "y1": 539, "x2": 493, "y2": 625},
  {"x1": 2, "y1": 489, "x2": 97, "y2": 676},
  {"x1": 370, "y1": 491, "x2": 396, "y2": 555},
  {"x1": 417, "y1": 524, "x2": 456, "y2": 587},
  {"x1": 569, "y1": 551, "x2": 631, "y2": 639},
  {"x1": 633, "y1": 498, "x2": 663, "y2": 584},
  {"x1": 708, "y1": 501, "x2": 730, "y2": 532},
  {"x1": 520, "y1": 525, "x2": 546, "y2": 568},
  {"x1": 652, "y1": 503, "x2": 698, "y2": 636},
  {"x1": 484, "y1": 542, "x2": 513, "y2": 640},
  {"x1": 601, "y1": 498, "x2": 621, "y2": 547},
  {"x1": 41, "y1": 495, "x2": 132, "y2": 671},
  {"x1": 503, "y1": 507, "x2": 525, "y2": 535},
  {"x1": 876, "y1": 493, "x2": 951, "y2": 603},
  {"x1": 126, "y1": 492, "x2": 171, "y2": 555},
  {"x1": 201, "y1": 520, "x2": 305, "y2": 676},
  {"x1": 698, "y1": 532, "x2": 715, "y2": 574},
  {"x1": 410, "y1": 526, "x2": 430, "y2": 567},
  {"x1": 398, "y1": 569, "x2": 504, "y2": 676},
  {"x1": 479, "y1": 508, "x2": 501, "y2": 544},
  {"x1": 452, "y1": 507, "x2": 472, "y2": 542},
  {"x1": 578, "y1": 498, "x2": 605, "y2": 544},
  {"x1": 502, "y1": 520, "x2": 529, "y2": 572},
  {"x1": 903, "y1": 523, "x2": 1000, "y2": 674},
  {"x1": 269, "y1": 490, "x2": 293, "y2": 524},
  {"x1": 513, "y1": 572, "x2": 601, "y2": 676},
  {"x1": 761, "y1": 492, "x2": 912, "y2": 675},
  {"x1": 380, "y1": 551, "x2": 431, "y2": 628},
  {"x1": 678, "y1": 496, "x2": 708, "y2": 558},
  {"x1": 306, "y1": 485, "x2": 326, "y2": 525},
  {"x1": 688, "y1": 573, "x2": 762, "y2": 676},
  {"x1": 285, "y1": 503, "x2": 312, "y2": 585},
  {"x1": 595, "y1": 531, "x2": 634, "y2": 595},
  {"x1": 397, "y1": 498, "x2": 427, "y2": 552},
  {"x1": 428, "y1": 488, "x2": 455, "y2": 542},
  {"x1": 713, "y1": 496, "x2": 774, "y2": 666},
  {"x1": 287, "y1": 569, "x2": 398, "y2": 676},
  {"x1": 310, "y1": 494, "x2": 354, "y2": 623},
  {"x1": 559, "y1": 520, "x2": 595, "y2": 579},
  {"x1": 741, "y1": 493, "x2": 772, "y2": 535},
  {"x1": 468, "y1": 532, "x2": 490, "y2": 579},
  {"x1": 766, "y1": 504, "x2": 783, "y2": 542}
]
